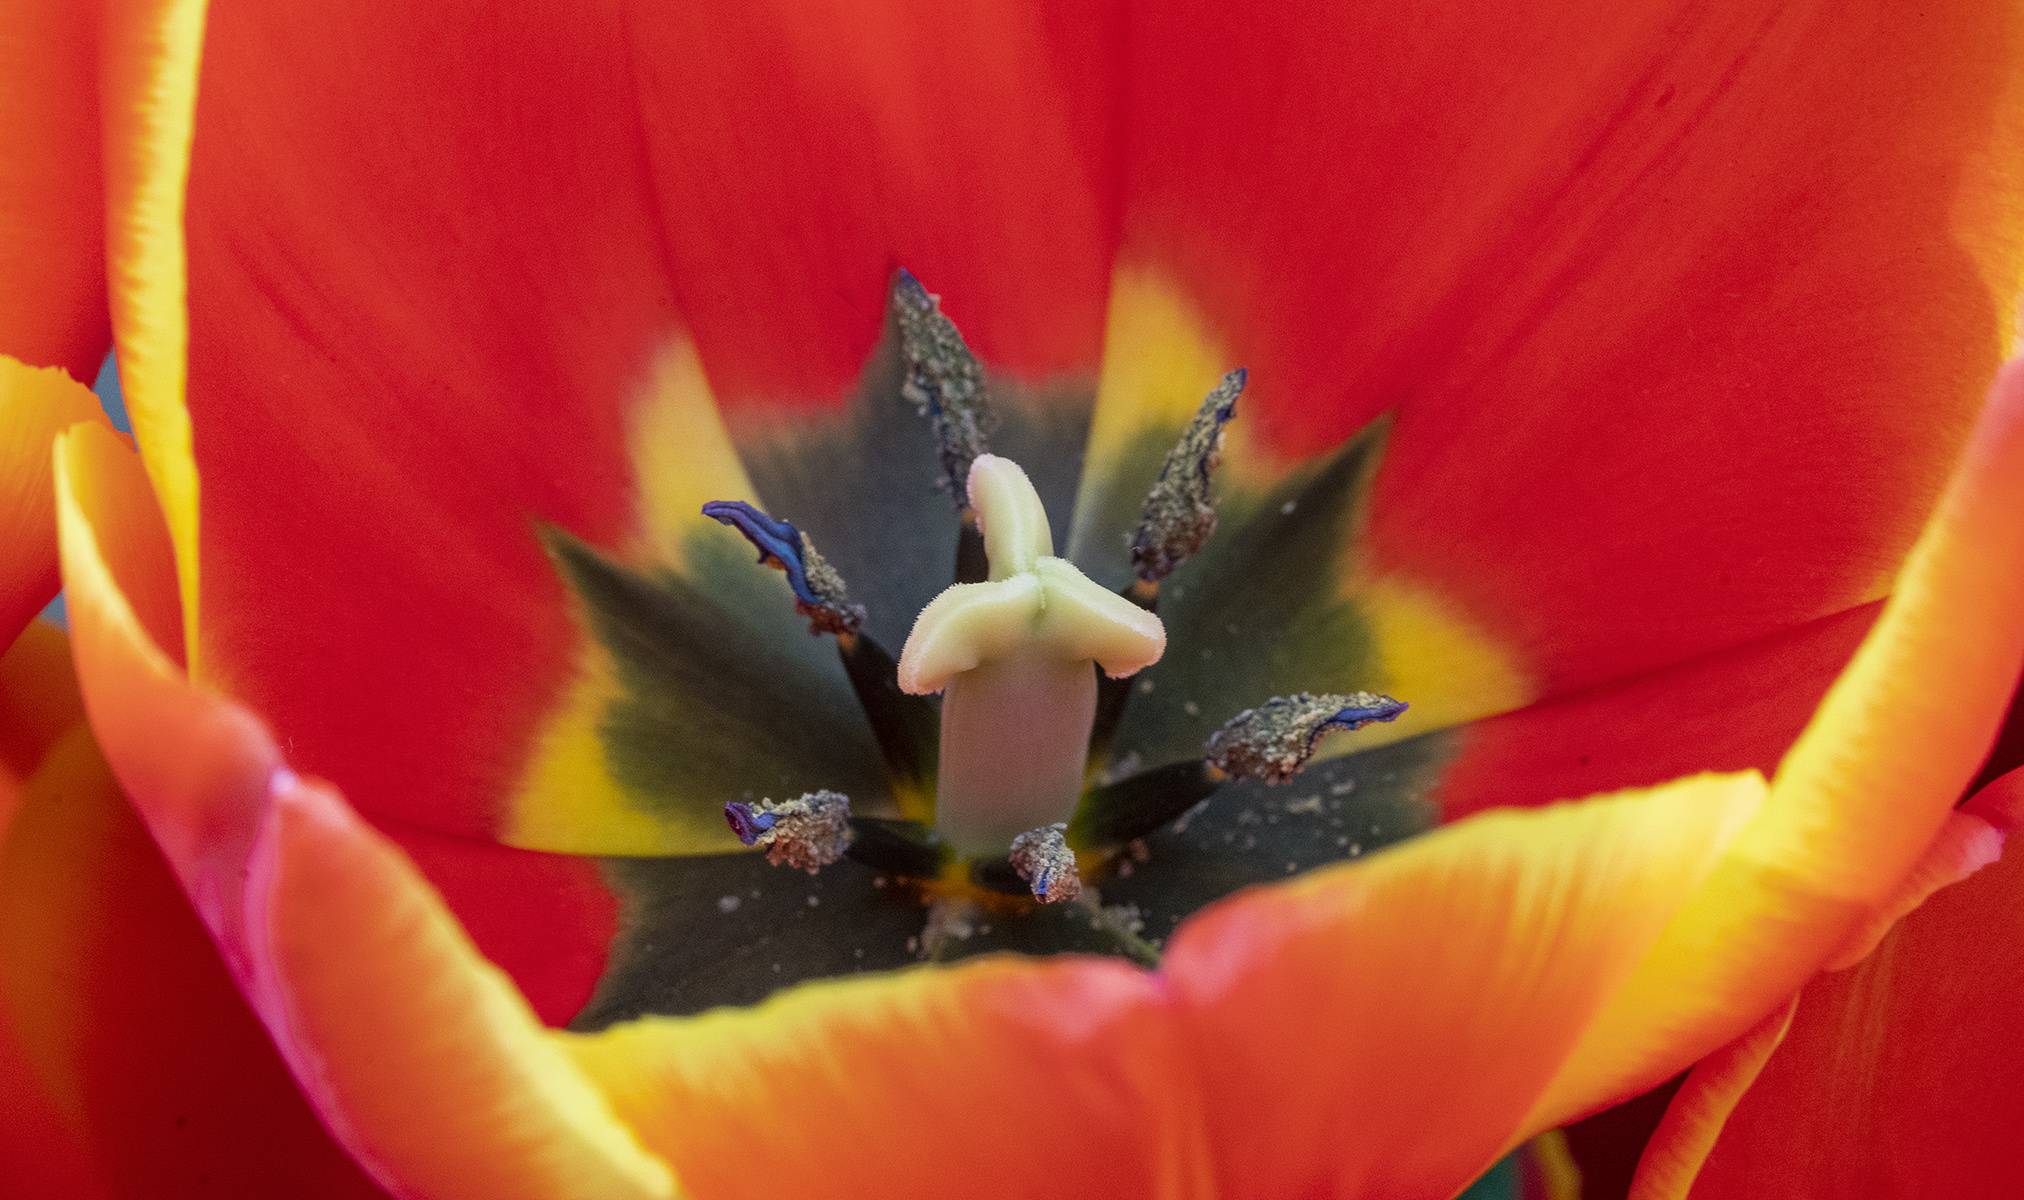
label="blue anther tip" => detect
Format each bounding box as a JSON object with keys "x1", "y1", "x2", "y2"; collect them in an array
[
  {"x1": 702, "y1": 501, "x2": 822, "y2": 608},
  {"x1": 1325, "y1": 698, "x2": 1408, "y2": 732},
  {"x1": 724, "y1": 801, "x2": 778, "y2": 846}
]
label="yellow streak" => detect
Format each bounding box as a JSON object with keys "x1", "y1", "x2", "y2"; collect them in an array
[{"x1": 101, "y1": 0, "x2": 208, "y2": 669}]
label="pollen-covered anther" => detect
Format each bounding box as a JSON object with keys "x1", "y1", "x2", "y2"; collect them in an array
[
  {"x1": 1206, "y1": 691, "x2": 1408, "y2": 785},
  {"x1": 1130, "y1": 368, "x2": 1246, "y2": 584},
  {"x1": 701, "y1": 500, "x2": 866, "y2": 636},
  {"x1": 892, "y1": 269, "x2": 996, "y2": 499},
  {"x1": 1008, "y1": 823, "x2": 1082, "y2": 904},
  {"x1": 723, "y1": 790, "x2": 854, "y2": 873}
]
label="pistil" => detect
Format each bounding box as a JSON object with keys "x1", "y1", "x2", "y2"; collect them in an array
[{"x1": 898, "y1": 455, "x2": 1166, "y2": 855}]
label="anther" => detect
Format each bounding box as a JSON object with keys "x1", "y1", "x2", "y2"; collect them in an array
[
  {"x1": 701, "y1": 501, "x2": 866, "y2": 636},
  {"x1": 891, "y1": 269, "x2": 995, "y2": 502},
  {"x1": 724, "y1": 790, "x2": 854, "y2": 873},
  {"x1": 1129, "y1": 369, "x2": 1246, "y2": 586},
  {"x1": 1008, "y1": 824, "x2": 1081, "y2": 903},
  {"x1": 704, "y1": 499, "x2": 938, "y2": 806},
  {"x1": 1205, "y1": 692, "x2": 1408, "y2": 784},
  {"x1": 1090, "y1": 369, "x2": 1246, "y2": 771}
]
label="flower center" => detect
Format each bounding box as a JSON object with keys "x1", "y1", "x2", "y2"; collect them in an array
[
  {"x1": 704, "y1": 272, "x2": 1404, "y2": 912},
  {"x1": 548, "y1": 271, "x2": 1443, "y2": 1025}
]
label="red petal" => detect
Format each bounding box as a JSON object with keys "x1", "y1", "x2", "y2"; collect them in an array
[
  {"x1": 1433, "y1": 601, "x2": 1874, "y2": 820},
  {"x1": 181, "y1": 1, "x2": 1120, "y2": 839},
  {"x1": 1627, "y1": 996, "x2": 1796, "y2": 1200},
  {"x1": 184, "y1": 0, "x2": 660, "y2": 836},
  {"x1": 0, "y1": 0, "x2": 109, "y2": 380},
  {"x1": 54, "y1": 409, "x2": 619, "y2": 1026},
  {"x1": 0, "y1": 622, "x2": 84, "y2": 784},
  {"x1": 1120, "y1": 0, "x2": 2024, "y2": 703},
  {"x1": 1690, "y1": 774, "x2": 2024, "y2": 1197},
  {"x1": 626, "y1": 0, "x2": 1123, "y2": 407},
  {"x1": 1533, "y1": 355, "x2": 2024, "y2": 1126},
  {"x1": 57, "y1": 401, "x2": 675, "y2": 1198},
  {"x1": 371, "y1": 814, "x2": 618, "y2": 1028}
]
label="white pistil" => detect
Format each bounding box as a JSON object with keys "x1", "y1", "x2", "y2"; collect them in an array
[{"x1": 897, "y1": 455, "x2": 1165, "y2": 855}]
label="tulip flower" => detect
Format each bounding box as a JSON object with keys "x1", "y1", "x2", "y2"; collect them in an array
[{"x1": 6, "y1": 0, "x2": 2024, "y2": 1198}]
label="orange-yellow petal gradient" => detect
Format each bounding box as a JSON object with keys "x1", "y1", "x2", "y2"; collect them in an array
[
  {"x1": 0, "y1": 361, "x2": 105, "y2": 647},
  {"x1": 552, "y1": 774, "x2": 1759, "y2": 1200},
  {"x1": 1533, "y1": 355, "x2": 2024, "y2": 1126},
  {"x1": 0, "y1": 0, "x2": 109, "y2": 381},
  {"x1": 1625, "y1": 996, "x2": 1796, "y2": 1200},
  {"x1": 1689, "y1": 768, "x2": 2024, "y2": 1198},
  {"x1": 562, "y1": 957, "x2": 1211, "y2": 1200},
  {"x1": 252, "y1": 777, "x2": 675, "y2": 1200},
  {"x1": 1161, "y1": 772, "x2": 1765, "y2": 1200},
  {"x1": 55, "y1": 417, "x2": 674, "y2": 1200}
]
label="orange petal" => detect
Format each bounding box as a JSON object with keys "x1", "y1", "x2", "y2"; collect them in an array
[
  {"x1": 1120, "y1": 0, "x2": 2024, "y2": 708},
  {"x1": 0, "y1": 718, "x2": 388, "y2": 1199},
  {"x1": 0, "y1": 360, "x2": 105, "y2": 647},
  {"x1": 560, "y1": 956, "x2": 1211, "y2": 1200},
  {"x1": 254, "y1": 775, "x2": 675, "y2": 1200},
  {"x1": 57, "y1": 412, "x2": 282, "y2": 959},
  {"x1": 0, "y1": 0, "x2": 109, "y2": 380},
  {"x1": 1534, "y1": 354, "x2": 2024, "y2": 1124},
  {"x1": 55, "y1": 411, "x2": 673, "y2": 1199},
  {"x1": 1625, "y1": 995, "x2": 1796, "y2": 1200},
  {"x1": 0, "y1": 620, "x2": 85, "y2": 783},
  {"x1": 0, "y1": 739, "x2": 105, "y2": 1200},
  {"x1": 1689, "y1": 782, "x2": 2024, "y2": 1198},
  {"x1": 1160, "y1": 771, "x2": 1766, "y2": 1200}
]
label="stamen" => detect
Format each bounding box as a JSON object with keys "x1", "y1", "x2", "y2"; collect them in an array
[
  {"x1": 723, "y1": 790, "x2": 854, "y2": 873},
  {"x1": 704, "y1": 499, "x2": 937, "y2": 805},
  {"x1": 1008, "y1": 823, "x2": 1081, "y2": 903},
  {"x1": 701, "y1": 501, "x2": 866, "y2": 636},
  {"x1": 1091, "y1": 370, "x2": 1245, "y2": 773},
  {"x1": 1205, "y1": 692, "x2": 1408, "y2": 784},
  {"x1": 891, "y1": 269, "x2": 995, "y2": 501},
  {"x1": 1129, "y1": 369, "x2": 1246, "y2": 585}
]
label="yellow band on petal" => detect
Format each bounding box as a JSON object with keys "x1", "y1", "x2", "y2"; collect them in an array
[
  {"x1": 102, "y1": 0, "x2": 208, "y2": 669},
  {"x1": 1070, "y1": 263, "x2": 1241, "y2": 565},
  {"x1": 1325, "y1": 572, "x2": 1538, "y2": 756},
  {"x1": 505, "y1": 331, "x2": 771, "y2": 857},
  {"x1": 626, "y1": 334, "x2": 763, "y2": 573}
]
